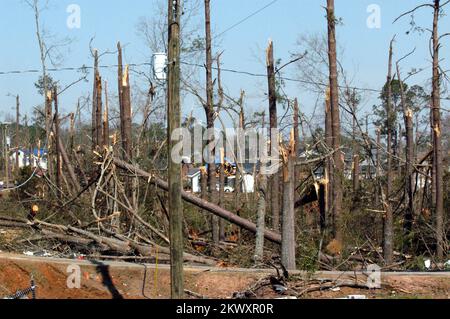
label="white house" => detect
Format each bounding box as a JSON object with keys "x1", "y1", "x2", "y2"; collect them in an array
[
  {"x1": 10, "y1": 148, "x2": 48, "y2": 171},
  {"x1": 186, "y1": 168, "x2": 201, "y2": 193}
]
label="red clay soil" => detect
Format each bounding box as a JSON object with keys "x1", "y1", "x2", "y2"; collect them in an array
[{"x1": 0, "y1": 254, "x2": 448, "y2": 299}]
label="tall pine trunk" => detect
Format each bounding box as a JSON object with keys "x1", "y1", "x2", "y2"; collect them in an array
[{"x1": 327, "y1": 0, "x2": 343, "y2": 244}]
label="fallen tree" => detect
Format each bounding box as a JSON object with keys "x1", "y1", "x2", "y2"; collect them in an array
[
  {"x1": 0, "y1": 216, "x2": 216, "y2": 266},
  {"x1": 112, "y1": 158, "x2": 282, "y2": 244}
]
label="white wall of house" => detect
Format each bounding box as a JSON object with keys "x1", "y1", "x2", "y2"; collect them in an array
[
  {"x1": 10, "y1": 151, "x2": 48, "y2": 170},
  {"x1": 242, "y1": 174, "x2": 254, "y2": 193},
  {"x1": 191, "y1": 174, "x2": 201, "y2": 193}
]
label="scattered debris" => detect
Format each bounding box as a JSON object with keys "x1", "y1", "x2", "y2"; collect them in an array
[
  {"x1": 3, "y1": 275, "x2": 36, "y2": 300},
  {"x1": 345, "y1": 295, "x2": 367, "y2": 299}
]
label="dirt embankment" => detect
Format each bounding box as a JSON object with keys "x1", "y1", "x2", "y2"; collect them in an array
[{"x1": 0, "y1": 253, "x2": 448, "y2": 299}]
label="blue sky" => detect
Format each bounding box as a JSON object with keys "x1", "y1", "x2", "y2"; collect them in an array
[{"x1": 0, "y1": 0, "x2": 448, "y2": 133}]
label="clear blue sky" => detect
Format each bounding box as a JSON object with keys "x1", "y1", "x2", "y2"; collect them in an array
[{"x1": 0, "y1": 0, "x2": 448, "y2": 133}]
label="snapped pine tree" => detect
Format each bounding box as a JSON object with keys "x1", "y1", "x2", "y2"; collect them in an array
[
  {"x1": 204, "y1": 0, "x2": 219, "y2": 245},
  {"x1": 266, "y1": 39, "x2": 280, "y2": 232},
  {"x1": 326, "y1": 0, "x2": 344, "y2": 245}
]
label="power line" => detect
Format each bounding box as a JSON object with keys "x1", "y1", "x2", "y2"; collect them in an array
[
  {"x1": 214, "y1": 0, "x2": 280, "y2": 39},
  {"x1": 0, "y1": 63, "x2": 151, "y2": 76},
  {"x1": 1, "y1": 60, "x2": 450, "y2": 103}
]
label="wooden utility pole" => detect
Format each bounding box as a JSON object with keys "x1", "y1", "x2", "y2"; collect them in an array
[
  {"x1": 15, "y1": 95, "x2": 20, "y2": 172},
  {"x1": 167, "y1": 0, "x2": 184, "y2": 299},
  {"x1": 326, "y1": 0, "x2": 343, "y2": 243},
  {"x1": 384, "y1": 37, "x2": 395, "y2": 264},
  {"x1": 266, "y1": 39, "x2": 280, "y2": 232},
  {"x1": 281, "y1": 129, "x2": 296, "y2": 270},
  {"x1": 431, "y1": 0, "x2": 444, "y2": 260},
  {"x1": 204, "y1": 0, "x2": 219, "y2": 244}
]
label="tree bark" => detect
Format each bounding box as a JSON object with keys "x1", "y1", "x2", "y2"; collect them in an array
[
  {"x1": 350, "y1": 90, "x2": 360, "y2": 193},
  {"x1": 45, "y1": 90, "x2": 53, "y2": 179},
  {"x1": 103, "y1": 80, "x2": 110, "y2": 148},
  {"x1": 281, "y1": 130, "x2": 296, "y2": 270},
  {"x1": 121, "y1": 66, "x2": 133, "y2": 161},
  {"x1": 204, "y1": 0, "x2": 219, "y2": 245},
  {"x1": 396, "y1": 64, "x2": 414, "y2": 246},
  {"x1": 383, "y1": 37, "x2": 394, "y2": 264},
  {"x1": 255, "y1": 112, "x2": 267, "y2": 262},
  {"x1": 325, "y1": 88, "x2": 333, "y2": 230},
  {"x1": 219, "y1": 147, "x2": 226, "y2": 241},
  {"x1": 266, "y1": 39, "x2": 280, "y2": 232},
  {"x1": 53, "y1": 87, "x2": 61, "y2": 197},
  {"x1": 327, "y1": 0, "x2": 343, "y2": 243},
  {"x1": 431, "y1": 0, "x2": 444, "y2": 260},
  {"x1": 15, "y1": 95, "x2": 20, "y2": 173}
]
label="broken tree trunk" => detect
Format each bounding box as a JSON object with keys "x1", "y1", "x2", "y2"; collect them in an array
[
  {"x1": 113, "y1": 157, "x2": 282, "y2": 244},
  {"x1": 92, "y1": 49, "x2": 103, "y2": 150},
  {"x1": 204, "y1": 0, "x2": 219, "y2": 245},
  {"x1": 383, "y1": 37, "x2": 395, "y2": 264},
  {"x1": 431, "y1": 0, "x2": 444, "y2": 260},
  {"x1": 15, "y1": 95, "x2": 20, "y2": 173},
  {"x1": 121, "y1": 65, "x2": 133, "y2": 161},
  {"x1": 325, "y1": 88, "x2": 332, "y2": 230},
  {"x1": 103, "y1": 80, "x2": 110, "y2": 148},
  {"x1": 45, "y1": 90, "x2": 53, "y2": 180},
  {"x1": 396, "y1": 64, "x2": 414, "y2": 246},
  {"x1": 53, "y1": 87, "x2": 61, "y2": 197},
  {"x1": 327, "y1": 0, "x2": 343, "y2": 243},
  {"x1": 57, "y1": 136, "x2": 81, "y2": 194},
  {"x1": 255, "y1": 112, "x2": 267, "y2": 262},
  {"x1": 266, "y1": 39, "x2": 280, "y2": 232},
  {"x1": 281, "y1": 129, "x2": 296, "y2": 270}
]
